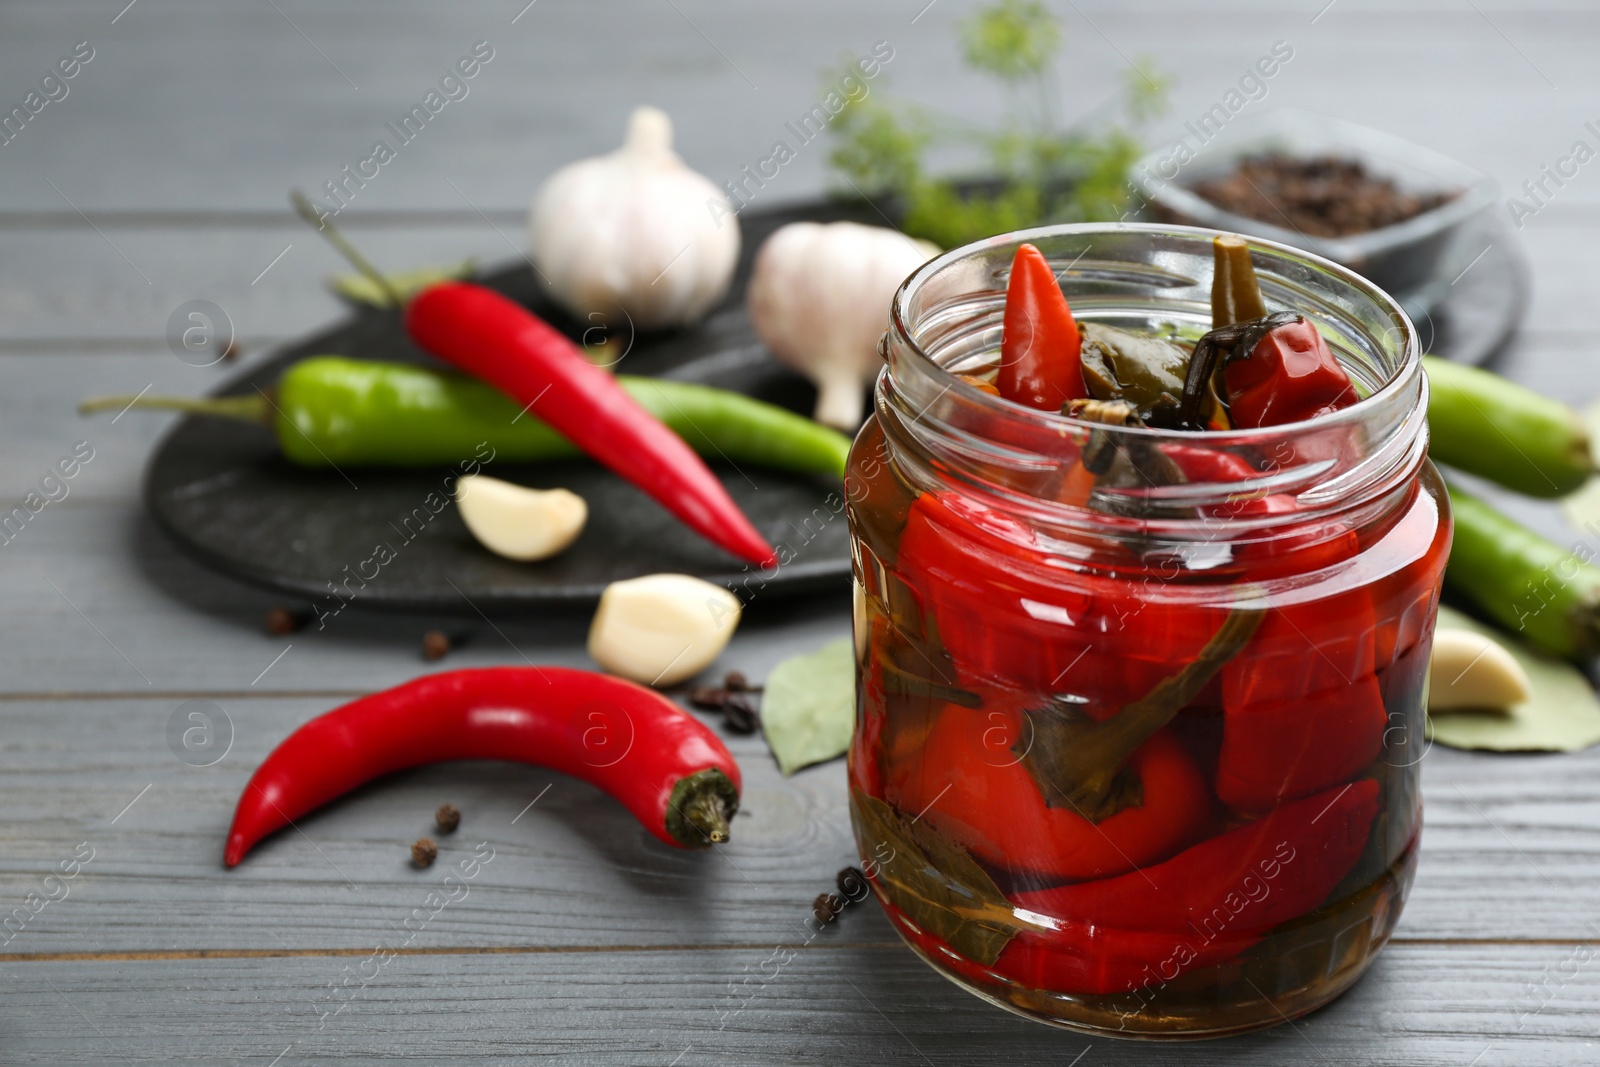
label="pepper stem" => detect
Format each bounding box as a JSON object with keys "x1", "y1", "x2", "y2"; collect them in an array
[
  {"x1": 1572, "y1": 598, "x2": 1600, "y2": 662},
  {"x1": 289, "y1": 190, "x2": 404, "y2": 309},
  {"x1": 1211, "y1": 235, "x2": 1268, "y2": 328},
  {"x1": 665, "y1": 768, "x2": 741, "y2": 847},
  {"x1": 78, "y1": 392, "x2": 270, "y2": 424}
]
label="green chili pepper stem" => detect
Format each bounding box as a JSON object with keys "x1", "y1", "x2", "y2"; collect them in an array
[
  {"x1": 290, "y1": 189, "x2": 403, "y2": 308},
  {"x1": 77, "y1": 392, "x2": 270, "y2": 424},
  {"x1": 1444, "y1": 481, "x2": 1600, "y2": 662},
  {"x1": 665, "y1": 768, "x2": 739, "y2": 846},
  {"x1": 1424, "y1": 356, "x2": 1595, "y2": 498},
  {"x1": 1211, "y1": 235, "x2": 1268, "y2": 329}
]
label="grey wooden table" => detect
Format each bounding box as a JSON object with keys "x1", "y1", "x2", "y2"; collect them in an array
[{"x1": 4, "y1": 1, "x2": 1600, "y2": 1062}]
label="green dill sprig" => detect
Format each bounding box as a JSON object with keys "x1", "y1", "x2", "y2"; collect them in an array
[{"x1": 827, "y1": 0, "x2": 1168, "y2": 248}]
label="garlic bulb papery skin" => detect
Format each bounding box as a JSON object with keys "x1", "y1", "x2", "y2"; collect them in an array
[
  {"x1": 747, "y1": 221, "x2": 938, "y2": 431},
  {"x1": 529, "y1": 106, "x2": 740, "y2": 330}
]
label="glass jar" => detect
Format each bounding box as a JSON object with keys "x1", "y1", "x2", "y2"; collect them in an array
[{"x1": 845, "y1": 224, "x2": 1449, "y2": 1039}]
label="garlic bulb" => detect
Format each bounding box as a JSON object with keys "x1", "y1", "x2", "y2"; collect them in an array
[
  {"x1": 747, "y1": 221, "x2": 938, "y2": 431},
  {"x1": 529, "y1": 107, "x2": 739, "y2": 330}
]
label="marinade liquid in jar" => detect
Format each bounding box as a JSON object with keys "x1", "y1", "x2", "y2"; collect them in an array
[{"x1": 845, "y1": 225, "x2": 1449, "y2": 1039}]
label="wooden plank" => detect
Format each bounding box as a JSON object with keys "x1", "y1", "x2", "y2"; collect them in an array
[
  {"x1": 0, "y1": 689, "x2": 1598, "y2": 952},
  {"x1": 4, "y1": 941, "x2": 1596, "y2": 1064},
  {"x1": 3, "y1": 2, "x2": 1597, "y2": 1063},
  {"x1": 0, "y1": 214, "x2": 1589, "y2": 347},
  {"x1": 0, "y1": 498, "x2": 851, "y2": 691},
  {"x1": 0, "y1": 319, "x2": 1584, "y2": 699},
  {"x1": 0, "y1": 224, "x2": 496, "y2": 345},
  {"x1": 1, "y1": 1, "x2": 1598, "y2": 217}
]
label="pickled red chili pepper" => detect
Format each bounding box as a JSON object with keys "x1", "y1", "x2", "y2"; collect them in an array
[
  {"x1": 1150, "y1": 442, "x2": 1389, "y2": 811},
  {"x1": 890, "y1": 702, "x2": 1213, "y2": 882},
  {"x1": 1223, "y1": 316, "x2": 1359, "y2": 429},
  {"x1": 987, "y1": 779, "x2": 1379, "y2": 995},
  {"x1": 896, "y1": 491, "x2": 1230, "y2": 702},
  {"x1": 1160, "y1": 443, "x2": 1296, "y2": 519},
  {"x1": 223, "y1": 667, "x2": 741, "y2": 867},
  {"x1": 1176, "y1": 236, "x2": 1359, "y2": 431},
  {"x1": 1217, "y1": 527, "x2": 1386, "y2": 812},
  {"x1": 997, "y1": 243, "x2": 1087, "y2": 411}
]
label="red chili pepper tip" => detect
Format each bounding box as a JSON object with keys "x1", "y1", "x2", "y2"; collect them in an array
[{"x1": 997, "y1": 243, "x2": 1088, "y2": 412}]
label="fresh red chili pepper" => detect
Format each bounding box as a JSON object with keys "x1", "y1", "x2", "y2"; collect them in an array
[
  {"x1": 288, "y1": 195, "x2": 776, "y2": 567},
  {"x1": 890, "y1": 701, "x2": 1213, "y2": 882},
  {"x1": 1224, "y1": 317, "x2": 1358, "y2": 429},
  {"x1": 997, "y1": 243, "x2": 1087, "y2": 411},
  {"x1": 222, "y1": 667, "x2": 741, "y2": 867},
  {"x1": 972, "y1": 779, "x2": 1378, "y2": 996},
  {"x1": 404, "y1": 282, "x2": 776, "y2": 567}
]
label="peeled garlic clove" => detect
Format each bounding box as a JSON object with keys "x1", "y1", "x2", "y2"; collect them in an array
[
  {"x1": 588, "y1": 574, "x2": 741, "y2": 687},
  {"x1": 1429, "y1": 627, "x2": 1533, "y2": 711},
  {"x1": 456, "y1": 475, "x2": 587, "y2": 561}
]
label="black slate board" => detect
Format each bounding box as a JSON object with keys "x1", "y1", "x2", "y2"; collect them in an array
[
  {"x1": 1399, "y1": 217, "x2": 1529, "y2": 367},
  {"x1": 142, "y1": 199, "x2": 1523, "y2": 614},
  {"x1": 142, "y1": 199, "x2": 886, "y2": 614}
]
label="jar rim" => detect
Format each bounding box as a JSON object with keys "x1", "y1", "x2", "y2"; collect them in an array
[
  {"x1": 887, "y1": 221, "x2": 1420, "y2": 445},
  {"x1": 876, "y1": 222, "x2": 1430, "y2": 537}
]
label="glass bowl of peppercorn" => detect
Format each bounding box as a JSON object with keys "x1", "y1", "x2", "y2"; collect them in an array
[{"x1": 1129, "y1": 109, "x2": 1498, "y2": 313}]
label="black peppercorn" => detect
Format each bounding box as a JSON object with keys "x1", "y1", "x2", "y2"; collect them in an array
[
  {"x1": 722, "y1": 693, "x2": 759, "y2": 735},
  {"x1": 265, "y1": 606, "x2": 307, "y2": 636},
  {"x1": 687, "y1": 686, "x2": 728, "y2": 711},
  {"x1": 411, "y1": 838, "x2": 437, "y2": 867},
  {"x1": 435, "y1": 803, "x2": 460, "y2": 834},
  {"x1": 837, "y1": 866, "x2": 869, "y2": 902},
  {"x1": 812, "y1": 892, "x2": 844, "y2": 924},
  {"x1": 421, "y1": 630, "x2": 451, "y2": 661}
]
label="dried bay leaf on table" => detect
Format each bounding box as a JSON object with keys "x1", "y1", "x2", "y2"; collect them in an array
[
  {"x1": 1428, "y1": 605, "x2": 1600, "y2": 752},
  {"x1": 761, "y1": 638, "x2": 856, "y2": 775},
  {"x1": 850, "y1": 789, "x2": 1031, "y2": 966}
]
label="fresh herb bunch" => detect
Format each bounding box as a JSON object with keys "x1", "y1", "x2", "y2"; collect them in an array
[{"x1": 828, "y1": 0, "x2": 1168, "y2": 248}]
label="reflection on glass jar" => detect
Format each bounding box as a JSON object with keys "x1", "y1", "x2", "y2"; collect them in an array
[{"x1": 845, "y1": 224, "x2": 1448, "y2": 1039}]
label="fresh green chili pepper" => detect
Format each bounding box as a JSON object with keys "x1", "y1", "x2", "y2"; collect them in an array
[
  {"x1": 1444, "y1": 481, "x2": 1600, "y2": 662},
  {"x1": 81, "y1": 356, "x2": 852, "y2": 479},
  {"x1": 1424, "y1": 356, "x2": 1594, "y2": 498}
]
